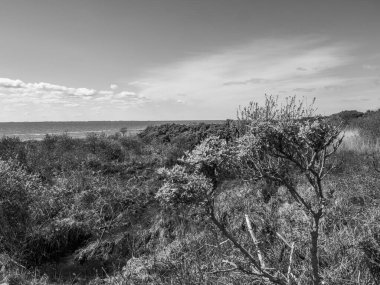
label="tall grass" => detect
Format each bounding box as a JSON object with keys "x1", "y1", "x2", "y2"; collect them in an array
[{"x1": 339, "y1": 128, "x2": 380, "y2": 153}]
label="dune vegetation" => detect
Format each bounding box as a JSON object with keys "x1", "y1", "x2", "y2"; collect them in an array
[{"x1": 1, "y1": 96, "x2": 380, "y2": 285}]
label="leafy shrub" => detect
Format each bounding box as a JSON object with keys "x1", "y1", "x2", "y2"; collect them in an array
[
  {"x1": 139, "y1": 121, "x2": 239, "y2": 150},
  {"x1": 157, "y1": 165, "x2": 213, "y2": 207}
]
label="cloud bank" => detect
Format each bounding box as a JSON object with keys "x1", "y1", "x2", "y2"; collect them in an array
[
  {"x1": 0, "y1": 78, "x2": 147, "y2": 106},
  {"x1": 0, "y1": 78, "x2": 150, "y2": 121}
]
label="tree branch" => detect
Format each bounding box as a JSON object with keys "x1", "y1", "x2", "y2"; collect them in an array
[{"x1": 208, "y1": 209, "x2": 286, "y2": 284}]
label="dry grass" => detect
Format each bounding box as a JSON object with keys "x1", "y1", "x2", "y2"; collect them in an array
[{"x1": 339, "y1": 129, "x2": 380, "y2": 153}]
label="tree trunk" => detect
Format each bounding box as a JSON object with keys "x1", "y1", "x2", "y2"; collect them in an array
[{"x1": 310, "y1": 215, "x2": 321, "y2": 285}]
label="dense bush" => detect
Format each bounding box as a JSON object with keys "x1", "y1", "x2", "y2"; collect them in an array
[{"x1": 139, "y1": 120, "x2": 238, "y2": 146}]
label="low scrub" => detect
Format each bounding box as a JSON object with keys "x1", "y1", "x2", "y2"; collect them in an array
[{"x1": 1, "y1": 101, "x2": 380, "y2": 284}]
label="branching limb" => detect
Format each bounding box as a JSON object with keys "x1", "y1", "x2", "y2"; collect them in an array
[
  {"x1": 277, "y1": 232, "x2": 305, "y2": 261},
  {"x1": 209, "y1": 211, "x2": 260, "y2": 269},
  {"x1": 209, "y1": 209, "x2": 287, "y2": 284}
]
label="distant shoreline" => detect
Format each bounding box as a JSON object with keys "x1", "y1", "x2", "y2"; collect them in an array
[
  {"x1": 0, "y1": 120, "x2": 225, "y2": 124},
  {"x1": 0, "y1": 120, "x2": 225, "y2": 141}
]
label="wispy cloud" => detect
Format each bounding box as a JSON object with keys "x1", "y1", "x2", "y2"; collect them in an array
[
  {"x1": 0, "y1": 78, "x2": 151, "y2": 121},
  {"x1": 293, "y1": 87, "x2": 316, "y2": 93},
  {"x1": 128, "y1": 37, "x2": 361, "y2": 118},
  {"x1": 223, "y1": 78, "x2": 270, "y2": 86},
  {"x1": 0, "y1": 78, "x2": 96, "y2": 97}
]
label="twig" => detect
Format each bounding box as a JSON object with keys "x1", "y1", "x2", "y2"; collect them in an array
[
  {"x1": 277, "y1": 232, "x2": 305, "y2": 261},
  {"x1": 205, "y1": 239, "x2": 230, "y2": 248},
  {"x1": 206, "y1": 267, "x2": 238, "y2": 274},
  {"x1": 276, "y1": 232, "x2": 292, "y2": 249},
  {"x1": 287, "y1": 242, "x2": 295, "y2": 284},
  {"x1": 245, "y1": 214, "x2": 266, "y2": 269},
  {"x1": 206, "y1": 260, "x2": 243, "y2": 275}
]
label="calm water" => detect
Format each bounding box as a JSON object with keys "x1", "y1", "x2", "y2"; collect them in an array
[{"x1": 0, "y1": 121, "x2": 223, "y2": 141}]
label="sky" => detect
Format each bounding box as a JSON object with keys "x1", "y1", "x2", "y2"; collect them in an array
[{"x1": 0, "y1": 0, "x2": 379, "y2": 121}]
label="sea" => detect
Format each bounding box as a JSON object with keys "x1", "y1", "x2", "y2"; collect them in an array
[{"x1": 0, "y1": 120, "x2": 224, "y2": 141}]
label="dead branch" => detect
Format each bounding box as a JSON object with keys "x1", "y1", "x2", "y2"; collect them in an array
[
  {"x1": 287, "y1": 242, "x2": 295, "y2": 284},
  {"x1": 245, "y1": 214, "x2": 266, "y2": 269}
]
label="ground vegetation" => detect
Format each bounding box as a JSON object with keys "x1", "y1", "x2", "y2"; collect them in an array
[{"x1": 0, "y1": 98, "x2": 380, "y2": 284}]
